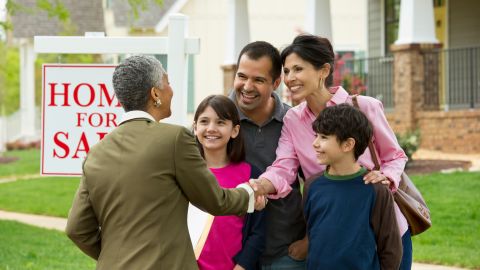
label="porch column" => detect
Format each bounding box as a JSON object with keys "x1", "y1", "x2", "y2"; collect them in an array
[
  {"x1": 305, "y1": 0, "x2": 332, "y2": 40},
  {"x1": 391, "y1": 0, "x2": 440, "y2": 134},
  {"x1": 395, "y1": 0, "x2": 438, "y2": 44},
  {"x1": 222, "y1": 0, "x2": 250, "y2": 95},
  {"x1": 19, "y1": 39, "x2": 36, "y2": 141}
]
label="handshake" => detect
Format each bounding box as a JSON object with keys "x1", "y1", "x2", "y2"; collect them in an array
[{"x1": 248, "y1": 178, "x2": 276, "y2": 211}]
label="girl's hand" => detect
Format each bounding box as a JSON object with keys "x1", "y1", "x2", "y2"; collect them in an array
[
  {"x1": 363, "y1": 170, "x2": 390, "y2": 186},
  {"x1": 233, "y1": 264, "x2": 245, "y2": 270}
]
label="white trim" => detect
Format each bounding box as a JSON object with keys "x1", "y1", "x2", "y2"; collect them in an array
[
  {"x1": 34, "y1": 36, "x2": 199, "y2": 55},
  {"x1": 155, "y1": 0, "x2": 189, "y2": 33}
]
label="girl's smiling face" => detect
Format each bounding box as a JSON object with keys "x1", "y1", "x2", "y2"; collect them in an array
[{"x1": 194, "y1": 106, "x2": 240, "y2": 154}]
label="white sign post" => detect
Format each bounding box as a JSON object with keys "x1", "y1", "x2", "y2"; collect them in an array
[{"x1": 35, "y1": 14, "x2": 200, "y2": 175}]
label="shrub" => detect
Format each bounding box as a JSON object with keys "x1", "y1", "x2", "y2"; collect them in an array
[{"x1": 396, "y1": 130, "x2": 421, "y2": 161}]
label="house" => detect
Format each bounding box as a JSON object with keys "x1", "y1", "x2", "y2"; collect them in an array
[
  {"x1": 104, "y1": 0, "x2": 368, "y2": 113},
  {"x1": 358, "y1": 0, "x2": 479, "y2": 153}
]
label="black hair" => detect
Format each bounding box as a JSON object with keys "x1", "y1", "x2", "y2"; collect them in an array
[
  {"x1": 312, "y1": 104, "x2": 373, "y2": 160},
  {"x1": 193, "y1": 95, "x2": 245, "y2": 163},
  {"x1": 281, "y1": 34, "x2": 335, "y2": 87},
  {"x1": 236, "y1": 41, "x2": 282, "y2": 82}
]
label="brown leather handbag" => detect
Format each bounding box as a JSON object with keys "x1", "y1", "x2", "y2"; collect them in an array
[{"x1": 352, "y1": 96, "x2": 431, "y2": 235}]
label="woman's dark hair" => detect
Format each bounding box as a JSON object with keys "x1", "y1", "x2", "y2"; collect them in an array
[
  {"x1": 193, "y1": 95, "x2": 245, "y2": 163},
  {"x1": 312, "y1": 104, "x2": 373, "y2": 160},
  {"x1": 281, "y1": 34, "x2": 335, "y2": 87}
]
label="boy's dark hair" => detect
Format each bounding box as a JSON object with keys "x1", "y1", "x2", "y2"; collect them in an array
[
  {"x1": 193, "y1": 95, "x2": 245, "y2": 163},
  {"x1": 281, "y1": 34, "x2": 335, "y2": 87},
  {"x1": 312, "y1": 104, "x2": 373, "y2": 160},
  {"x1": 236, "y1": 41, "x2": 282, "y2": 82}
]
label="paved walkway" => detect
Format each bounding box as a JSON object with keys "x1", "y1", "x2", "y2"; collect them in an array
[
  {"x1": 413, "y1": 149, "x2": 480, "y2": 171},
  {"x1": 0, "y1": 210, "x2": 67, "y2": 231}
]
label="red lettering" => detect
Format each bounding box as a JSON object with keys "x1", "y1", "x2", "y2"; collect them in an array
[
  {"x1": 88, "y1": 113, "x2": 103, "y2": 127},
  {"x1": 72, "y1": 133, "x2": 90, "y2": 159},
  {"x1": 49, "y1": 83, "x2": 70, "y2": 106},
  {"x1": 105, "y1": 113, "x2": 118, "y2": 127},
  {"x1": 76, "y1": 112, "x2": 87, "y2": 127},
  {"x1": 98, "y1": 83, "x2": 121, "y2": 107},
  {"x1": 97, "y1": 132, "x2": 108, "y2": 140},
  {"x1": 73, "y1": 83, "x2": 95, "y2": 107},
  {"x1": 53, "y1": 132, "x2": 69, "y2": 158}
]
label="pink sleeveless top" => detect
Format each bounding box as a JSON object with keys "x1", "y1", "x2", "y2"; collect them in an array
[{"x1": 197, "y1": 162, "x2": 251, "y2": 270}]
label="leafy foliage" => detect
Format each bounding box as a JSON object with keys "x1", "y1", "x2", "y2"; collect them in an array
[
  {"x1": 396, "y1": 129, "x2": 421, "y2": 161},
  {"x1": 0, "y1": 44, "x2": 20, "y2": 116},
  {"x1": 128, "y1": 0, "x2": 164, "y2": 19},
  {"x1": 333, "y1": 53, "x2": 367, "y2": 95}
]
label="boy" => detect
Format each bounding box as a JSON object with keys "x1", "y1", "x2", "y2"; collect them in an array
[{"x1": 303, "y1": 104, "x2": 402, "y2": 270}]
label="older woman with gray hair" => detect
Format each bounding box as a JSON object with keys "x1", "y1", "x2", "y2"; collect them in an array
[{"x1": 66, "y1": 55, "x2": 262, "y2": 270}]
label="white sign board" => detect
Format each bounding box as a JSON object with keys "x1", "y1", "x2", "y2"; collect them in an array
[{"x1": 41, "y1": 64, "x2": 124, "y2": 176}]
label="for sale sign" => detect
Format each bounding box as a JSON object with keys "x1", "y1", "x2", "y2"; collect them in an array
[{"x1": 41, "y1": 64, "x2": 124, "y2": 176}]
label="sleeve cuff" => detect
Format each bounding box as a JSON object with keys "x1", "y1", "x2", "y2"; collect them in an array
[{"x1": 237, "y1": 183, "x2": 254, "y2": 213}]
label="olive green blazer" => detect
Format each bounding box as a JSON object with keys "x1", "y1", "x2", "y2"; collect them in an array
[{"x1": 66, "y1": 118, "x2": 249, "y2": 269}]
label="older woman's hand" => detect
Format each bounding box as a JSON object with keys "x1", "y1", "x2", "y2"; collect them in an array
[{"x1": 363, "y1": 170, "x2": 391, "y2": 186}]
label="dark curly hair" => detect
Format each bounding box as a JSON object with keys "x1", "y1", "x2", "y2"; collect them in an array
[{"x1": 312, "y1": 104, "x2": 373, "y2": 160}]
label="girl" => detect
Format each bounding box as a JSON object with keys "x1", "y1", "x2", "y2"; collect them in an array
[{"x1": 193, "y1": 95, "x2": 266, "y2": 270}]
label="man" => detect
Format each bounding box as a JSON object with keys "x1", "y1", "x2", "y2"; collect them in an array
[{"x1": 229, "y1": 41, "x2": 307, "y2": 269}]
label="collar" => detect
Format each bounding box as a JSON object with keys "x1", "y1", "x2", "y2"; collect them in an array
[
  {"x1": 119, "y1": 110, "x2": 156, "y2": 125},
  {"x1": 328, "y1": 86, "x2": 350, "y2": 106},
  {"x1": 300, "y1": 86, "x2": 350, "y2": 121},
  {"x1": 228, "y1": 90, "x2": 287, "y2": 124}
]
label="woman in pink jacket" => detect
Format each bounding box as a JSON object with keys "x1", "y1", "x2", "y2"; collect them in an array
[{"x1": 252, "y1": 34, "x2": 411, "y2": 269}]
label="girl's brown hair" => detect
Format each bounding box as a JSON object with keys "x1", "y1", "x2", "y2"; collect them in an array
[{"x1": 193, "y1": 95, "x2": 245, "y2": 163}]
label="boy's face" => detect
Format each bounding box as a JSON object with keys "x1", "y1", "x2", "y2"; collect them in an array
[{"x1": 312, "y1": 133, "x2": 347, "y2": 165}]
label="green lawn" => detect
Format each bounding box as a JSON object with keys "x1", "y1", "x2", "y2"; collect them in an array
[
  {"x1": 0, "y1": 177, "x2": 79, "y2": 217},
  {"x1": 411, "y1": 171, "x2": 480, "y2": 269},
  {"x1": 0, "y1": 149, "x2": 40, "y2": 177},
  {"x1": 0, "y1": 220, "x2": 95, "y2": 270}
]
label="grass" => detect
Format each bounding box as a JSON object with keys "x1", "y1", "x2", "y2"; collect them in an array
[
  {"x1": 411, "y1": 171, "x2": 480, "y2": 269},
  {"x1": 0, "y1": 149, "x2": 40, "y2": 177},
  {"x1": 0, "y1": 220, "x2": 95, "y2": 270},
  {"x1": 0, "y1": 177, "x2": 79, "y2": 217}
]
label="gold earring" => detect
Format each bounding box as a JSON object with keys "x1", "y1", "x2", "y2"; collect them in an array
[
  {"x1": 317, "y1": 76, "x2": 325, "y2": 90},
  {"x1": 154, "y1": 99, "x2": 162, "y2": 107}
]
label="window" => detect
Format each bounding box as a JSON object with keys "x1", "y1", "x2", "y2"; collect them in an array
[{"x1": 384, "y1": 0, "x2": 401, "y2": 55}]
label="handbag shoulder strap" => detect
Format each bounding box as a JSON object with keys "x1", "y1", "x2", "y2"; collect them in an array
[{"x1": 352, "y1": 95, "x2": 381, "y2": 171}]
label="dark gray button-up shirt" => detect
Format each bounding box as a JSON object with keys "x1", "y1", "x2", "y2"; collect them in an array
[{"x1": 229, "y1": 91, "x2": 306, "y2": 264}]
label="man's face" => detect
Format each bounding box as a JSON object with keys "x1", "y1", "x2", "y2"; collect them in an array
[{"x1": 233, "y1": 55, "x2": 278, "y2": 113}]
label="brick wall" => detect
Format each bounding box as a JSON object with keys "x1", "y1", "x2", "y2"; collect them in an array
[{"x1": 387, "y1": 110, "x2": 480, "y2": 154}]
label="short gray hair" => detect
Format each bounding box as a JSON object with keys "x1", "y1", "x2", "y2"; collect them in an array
[{"x1": 112, "y1": 55, "x2": 166, "y2": 111}]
